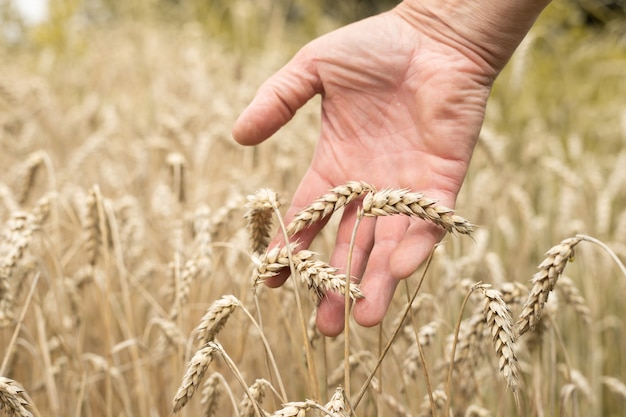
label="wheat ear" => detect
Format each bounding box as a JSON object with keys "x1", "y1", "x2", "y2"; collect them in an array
[
  {"x1": 172, "y1": 344, "x2": 218, "y2": 413},
  {"x1": 324, "y1": 386, "x2": 349, "y2": 417},
  {"x1": 480, "y1": 286, "x2": 520, "y2": 395},
  {"x1": 253, "y1": 244, "x2": 364, "y2": 302},
  {"x1": 14, "y1": 151, "x2": 45, "y2": 205},
  {"x1": 244, "y1": 188, "x2": 279, "y2": 255},
  {"x1": 362, "y1": 188, "x2": 474, "y2": 234},
  {"x1": 0, "y1": 212, "x2": 36, "y2": 326},
  {"x1": 238, "y1": 379, "x2": 270, "y2": 417},
  {"x1": 286, "y1": 181, "x2": 375, "y2": 236},
  {"x1": 0, "y1": 377, "x2": 33, "y2": 417},
  {"x1": 195, "y1": 295, "x2": 240, "y2": 346},
  {"x1": 200, "y1": 373, "x2": 222, "y2": 417},
  {"x1": 517, "y1": 236, "x2": 583, "y2": 336}
]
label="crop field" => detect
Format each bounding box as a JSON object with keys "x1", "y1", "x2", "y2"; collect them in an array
[{"x1": 1, "y1": 1, "x2": 626, "y2": 416}]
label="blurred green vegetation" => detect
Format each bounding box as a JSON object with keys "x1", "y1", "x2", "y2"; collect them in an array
[
  {"x1": 1, "y1": 0, "x2": 402, "y2": 51},
  {"x1": 3, "y1": 0, "x2": 623, "y2": 52}
]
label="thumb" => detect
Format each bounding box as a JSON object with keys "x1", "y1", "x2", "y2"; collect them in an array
[{"x1": 232, "y1": 49, "x2": 322, "y2": 146}]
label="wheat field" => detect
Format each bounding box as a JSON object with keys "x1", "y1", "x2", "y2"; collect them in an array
[{"x1": 1, "y1": 2, "x2": 626, "y2": 417}]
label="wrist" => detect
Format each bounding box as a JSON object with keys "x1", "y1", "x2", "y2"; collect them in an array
[{"x1": 393, "y1": 0, "x2": 551, "y2": 74}]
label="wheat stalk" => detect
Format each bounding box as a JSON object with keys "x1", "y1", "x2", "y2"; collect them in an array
[
  {"x1": 517, "y1": 236, "x2": 583, "y2": 336},
  {"x1": 362, "y1": 188, "x2": 474, "y2": 234},
  {"x1": 286, "y1": 181, "x2": 375, "y2": 236},
  {"x1": 166, "y1": 152, "x2": 186, "y2": 203}
]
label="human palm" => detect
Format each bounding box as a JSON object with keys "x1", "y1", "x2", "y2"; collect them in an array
[{"x1": 233, "y1": 10, "x2": 496, "y2": 336}]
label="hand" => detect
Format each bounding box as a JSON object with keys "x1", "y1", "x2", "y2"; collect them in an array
[{"x1": 233, "y1": 0, "x2": 547, "y2": 336}]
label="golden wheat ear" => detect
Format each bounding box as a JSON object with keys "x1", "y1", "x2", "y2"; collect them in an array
[
  {"x1": 286, "y1": 181, "x2": 375, "y2": 236},
  {"x1": 361, "y1": 188, "x2": 474, "y2": 235}
]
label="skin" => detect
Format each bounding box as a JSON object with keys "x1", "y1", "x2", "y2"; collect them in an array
[{"x1": 233, "y1": 0, "x2": 550, "y2": 336}]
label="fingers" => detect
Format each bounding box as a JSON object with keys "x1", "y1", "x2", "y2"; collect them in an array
[
  {"x1": 316, "y1": 216, "x2": 446, "y2": 335},
  {"x1": 389, "y1": 221, "x2": 445, "y2": 279},
  {"x1": 232, "y1": 48, "x2": 322, "y2": 146},
  {"x1": 317, "y1": 216, "x2": 409, "y2": 335}
]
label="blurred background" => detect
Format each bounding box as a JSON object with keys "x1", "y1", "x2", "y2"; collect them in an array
[{"x1": 2, "y1": 0, "x2": 625, "y2": 50}]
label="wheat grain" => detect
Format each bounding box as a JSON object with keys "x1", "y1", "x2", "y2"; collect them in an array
[
  {"x1": 201, "y1": 373, "x2": 222, "y2": 417},
  {"x1": 253, "y1": 244, "x2": 364, "y2": 302},
  {"x1": 418, "y1": 389, "x2": 447, "y2": 417},
  {"x1": 480, "y1": 286, "x2": 519, "y2": 393},
  {"x1": 172, "y1": 343, "x2": 217, "y2": 413},
  {"x1": 517, "y1": 236, "x2": 583, "y2": 336},
  {"x1": 0, "y1": 212, "x2": 36, "y2": 326},
  {"x1": 403, "y1": 321, "x2": 440, "y2": 380},
  {"x1": 150, "y1": 316, "x2": 186, "y2": 348},
  {"x1": 244, "y1": 189, "x2": 278, "y2": 255},
  {"x1": 362, "y1": 188, "x2": 474, "y2": 234},
  {"x1": 170, "y1": 259, "x2": 199, "y2": 320},
  {"x1": 286, "y1": 181, "x2": 375, "y2": 236},
  {"x1": 498, "y1": 282, "x2": 528, "y2": 306},
  {"x1": 0, "y1": 377, "x2": 33, "y2": 417},
  {"x1": 556, "y1": 276, "x2": 592, "y2": 325},
  {"x1": 195, "y1": 294, "x2": 240, "y2": 346},
  {"x1": 193, "y1": 204, "x2": 213, "y2": 276},
  {"x1": 465, "y1": 404, "x2": 492, "y2": 416},
  {"x1": 324, "y1": 386, "x2": 349, "y2": 417},
  {"x1": 238, "y1": 379, "x2": 269, "y2": 417},
  {"x1": 84, "y1": 185, "x2": 104, "y2": 267},
  {"x1": 14, "y1": 150, "x2": 45, "y2": 205}
]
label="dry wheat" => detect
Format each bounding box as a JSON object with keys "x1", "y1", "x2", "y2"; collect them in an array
[
  {"x1": 195, "y1": 294, "x2": 240, "y2": 346},
  {"x1": 0, "y1": 212, "x2": 36, "y2": 326},
  {"x1": 517, "y1": 236, "x2": 583, "y2": 336},
  {"x1": 166, "y1": 152, "x2": 186, "y2": 203},
  {"x1": 172, "y1": 343, "x2": 218, "y2": 413},
  {"x1": 238, "y1": 379, "x2": 269, "y2": 417},
  {"x1": 602, "y1": 376, "x2": 626, "y2": 400},
  {"x1": 0, "y1": 377, "x2": 33, "y2": 417},
  {"x1": 193, "y1": 204, "x2": 214, "y2": 276},
  {"x1": 84, "y1": 185, "x2": 104, "y2": 267},
  {"x1": 170, "y1": 258, "x2": 199, "y2": 320},
  {"x1": 14, "y1": 150, "x2": 45, "y2": 205},
  {"x1": 201, "y1": 373, "x2": 222, "y2": 417},
  {"x1": 244, "y1": 189, "x2": 279, "y2": 255},
  {"x1": 324, "y1": 386, "x2": 349, "y2": 417},
  {"x1": 556, "y1": 276, "x2": 592, "y2": 325},
  {"x1": 480, "y1": 286, "x2": 519, "y2": 393},
  {"x1": 418, "y1": 389, "x2": 447, "y2": 417},
  {"x1": 362, "y1": 188, "x2": 474, "y2": 234},
  {"x1": 253, "y1": 244, "x2": 364, "y2": 302},
  {"x1": 286, "y1": 181, "x2": 375, "y2": 236}
]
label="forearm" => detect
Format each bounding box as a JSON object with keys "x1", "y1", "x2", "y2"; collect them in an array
[{"x1": 394, "y1": 0, "x2": 552, "y2": 75}]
